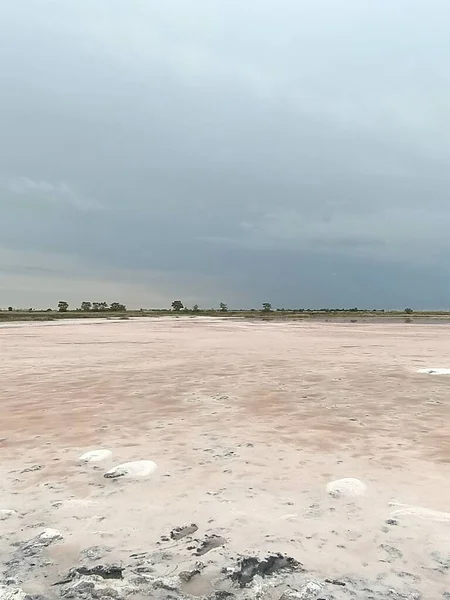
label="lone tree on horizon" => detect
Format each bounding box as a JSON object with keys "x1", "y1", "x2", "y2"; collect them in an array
[
  {"x1": 110, "y1": 302, "x2": 127, "y2": 312},
  {"x1": 219, "y1": 302, "x2": 228, "y2": 312},
  {"x1": 262, "y1": 302, "x2": 272, "y2": 312},
  {"x1": 58, "y1": 301, "x2": 69, "y2": 312},
  {"x1": 171, "y1": 300, "x2": 184, "y2": 311}
]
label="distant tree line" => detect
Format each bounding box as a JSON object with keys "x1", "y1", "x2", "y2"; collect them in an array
[
  {"x1": 57, "y1": 301, "x2": 127, "y2": 312},
  {"x1": 169, "y1": 303, "x2": 417, "y2": 314},
  {"x1": 171, "y1": 301, "x2": 274, "y2": 312},
  {"x1": 3, "y1": 303, "x2": 417, "y2": 314}
]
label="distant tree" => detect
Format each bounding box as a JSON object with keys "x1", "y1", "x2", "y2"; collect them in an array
[
  {"x1": 219, "y1": 302, "x2": 228, "y2": 312},
  {"x1": 7, "y1": 306, "x2": 13, "y2": 311},
  {"x1": 171, "y1": 300, "x2": 184, "y2": 311},
  {"x1": 261, "y1": 302, "x2": 272, "y2": 312},
  {"x1": 110, "y1": 302, "x2": 126, "y2": 312},
  {"x1": 192, "y1": 304, "x2": 200, "y2": 312},
  {"x1": 81, "y1": 301, "x2": 92, "y2": 311},
  {"x1": 92, "y1": 302, "x2": 108, "y2": 311},
  {"x1": 404, "y1": 307, "x2": 414, "y2": 314},
  {"x1": 58, "y1": 301, "x2": 69, "y2": 312}
]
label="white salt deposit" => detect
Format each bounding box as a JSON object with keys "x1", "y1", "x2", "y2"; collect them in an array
[
  {"x1": 79, "y1": 449, "x2": 112, "y2": 462},
  {"x1": 390, "y1": 503, "x2": 450, "y2": 523},
  {"x1": 279, "y1": 513, "x2": 298, "y2": 520},
  {"x1": 301, "y1": 581, "x2": 324, "y2": 599},
  {"x1": 417, "y1": 368, "x2": 450, "y2": 375},
  {"x1": 22, "y1": 529, "x2": 63, "y2": 553},
  {"x1": 39, "y1": 528, "x2": 63, "y2": 541},
  {"x1": 281, "y1": 581, "x2": 323, "y2": 600},
  {"x1": 326, "y1": 478, "x2": 367, "y2": 498},
  {"x1": 0, "y1": 510, "x2": 16, "y2": 521},
  {"x1": 104, "y1": 460, "x2": 157, "y2": 479},
  {"x1": 0, "y1": 585, "x2": 27, "y2": 600}
]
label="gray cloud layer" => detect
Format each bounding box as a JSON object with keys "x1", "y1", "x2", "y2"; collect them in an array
[{"x1": 1, "y1": 1, "x2": 450, "y2": 308}]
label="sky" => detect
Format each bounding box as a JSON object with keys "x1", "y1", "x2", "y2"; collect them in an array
[{"x1": 1, "y1": 0, "x2": 450, "y2": 309}]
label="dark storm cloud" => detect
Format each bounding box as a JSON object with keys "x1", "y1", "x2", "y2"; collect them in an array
[{"x1": 1, "y1": 0, "x2": 450, "y2": 308}]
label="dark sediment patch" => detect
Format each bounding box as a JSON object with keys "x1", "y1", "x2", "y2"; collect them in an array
[
  {"x1": 228, "y1": 553, "x2": 304, "y2": 587},
  {"x1": 170, "y1": 524, "x2": 199, "y2": 541}
]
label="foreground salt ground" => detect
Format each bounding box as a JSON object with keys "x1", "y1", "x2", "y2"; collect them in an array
[{"x1": 0, "y1": 317, "x2": 450, "y2": 599}]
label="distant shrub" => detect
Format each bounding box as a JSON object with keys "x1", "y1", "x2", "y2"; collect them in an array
[
  {"x1": 404, "y1": 307, "x2": 413, "y2": 314},
  {"x1": 58, "y1": 301, "x2": 69, "y2": 312}
]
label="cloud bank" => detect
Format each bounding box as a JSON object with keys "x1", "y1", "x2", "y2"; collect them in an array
[{"x1": 1, "y1": 1, "x2": 450, "y2": 308}]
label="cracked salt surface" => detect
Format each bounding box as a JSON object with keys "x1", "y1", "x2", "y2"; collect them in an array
[
  {"x1": 0, "y1": 585, "x2": 27, "y2": 600},
  {"x1": 2, "y1": 318, "x2": 450, "y2": 600}
]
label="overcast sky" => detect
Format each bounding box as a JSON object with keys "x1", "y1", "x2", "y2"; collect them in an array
[{"x1": 1, "y1": 0, "x2": 450, "y2": 309}]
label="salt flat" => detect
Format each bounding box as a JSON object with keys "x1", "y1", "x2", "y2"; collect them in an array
[{"x1": 0, "y1": 317, "x2": 449, "y2": 599}]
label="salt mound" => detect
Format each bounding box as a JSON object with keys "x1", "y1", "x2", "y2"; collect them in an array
[
  {"x1": 0, "y1": 509, "x2": 16, "y2": 521},
  {"x1": 79, "y1": 449, "x2": 112, "y2": 463},
  {"x1": 417, "y1": 368, "x2": 450, "y2": 375},
  {"x1": 104, "y1": 460, "x2": 157, "y2": 479},
  {"x1": 38, "y1": 528, "x2": 63, "y2": 541},
  {"x1": 390, "y1": 503, "x2": 450, "y2": 523},
  {"x1": 326, "y1": 478, "x2": 367, "y2": 498}
]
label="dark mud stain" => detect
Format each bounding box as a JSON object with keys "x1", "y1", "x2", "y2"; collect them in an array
[
  {"x1": 195, "y1": 535, "x2": 226, "y2": 556},
  {"x1": 171, "y1": 523, "x2": 199, "y2": 541},
  {"x1": 228, "y1": 554, "x2": 303, "y2": 587},
  {"x1": 54, "y1": 565, "x2": 124, "y2": 585}
]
